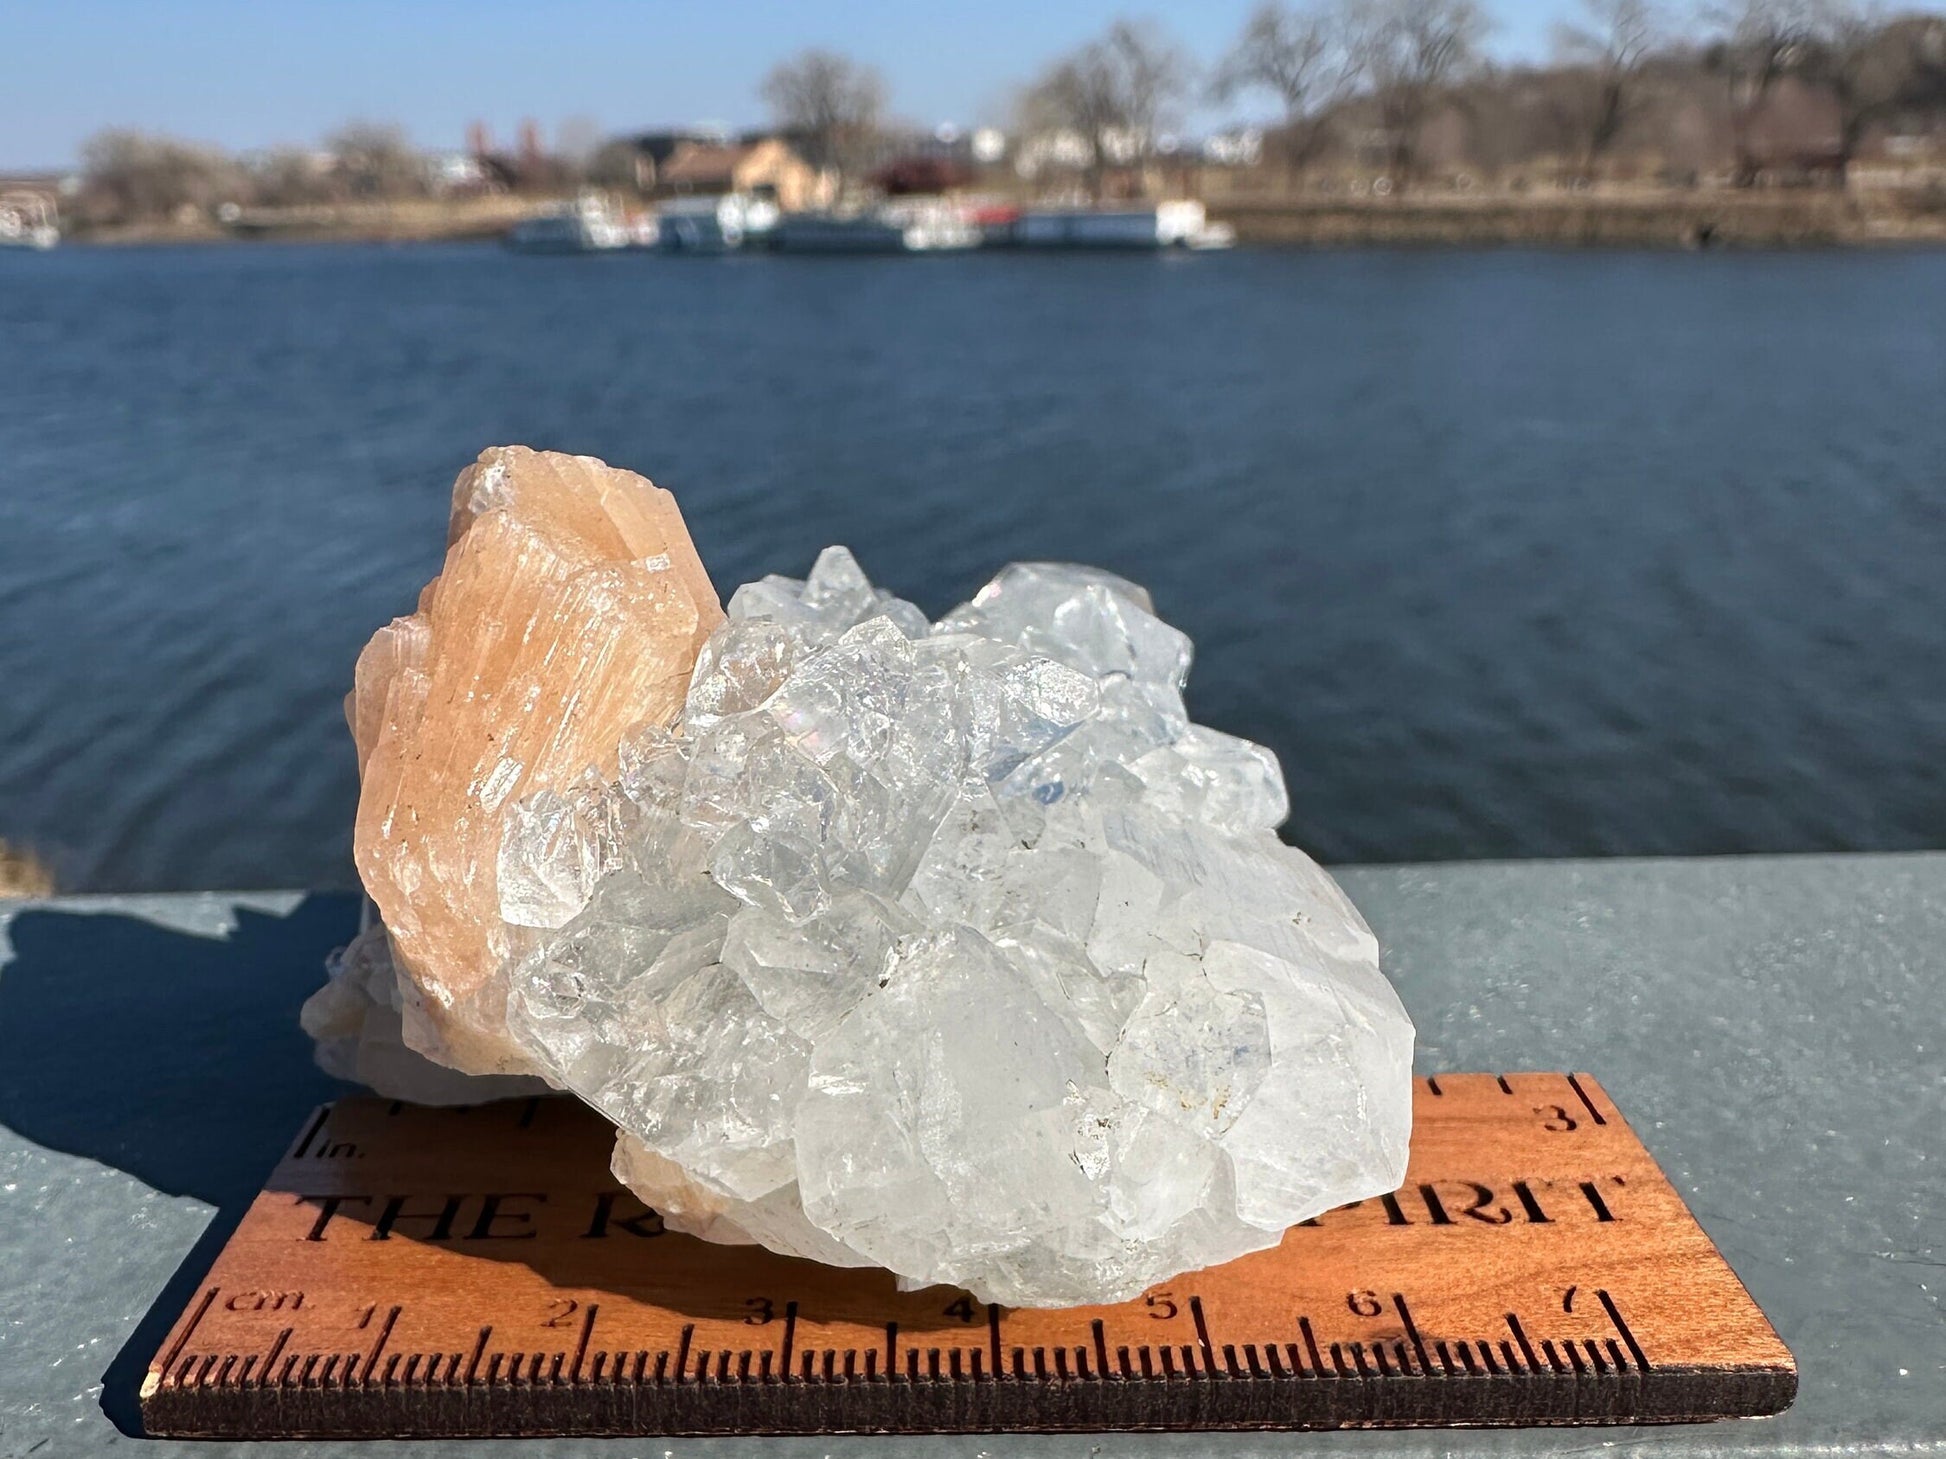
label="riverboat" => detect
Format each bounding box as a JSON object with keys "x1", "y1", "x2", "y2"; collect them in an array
[
  {"x1": 657, "y1": 192, "x2": 781, "y2": 253},
  {"x1": 773, "y1": 200, "x2": 980, "y2": 254}
]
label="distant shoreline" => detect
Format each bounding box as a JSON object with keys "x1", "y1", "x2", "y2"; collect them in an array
[
  {"x1": 52, "y1": 188, "x2": 1946, "y2": 251},
  {"x1": 1217, "y1": 190, "x2": 1946, "y2": 248},
  {"x1": 67, "y1": 194, "x2": 536, "y2": 248}
]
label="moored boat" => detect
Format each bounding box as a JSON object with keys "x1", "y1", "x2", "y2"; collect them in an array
[
  {"x1": 0, "y1": 191, "x2": 59, "y2": 250},
  {"x1": 657, "y1": 192, "x2": 780, "y2": 253},
  {"x1": 1015, "y1": 200, "x2": 1233, "y2": 250},
  {"x1": 773, "y1": 200, "x2": 980, "y2": 254},
  {"x1": 505, "y1": 195, "x2": 630, "y2": 254}
]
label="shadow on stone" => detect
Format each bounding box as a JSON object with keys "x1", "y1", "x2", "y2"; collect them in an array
[
  {"x1": 0, "y1": 894, "x2": 974, "y2": 1438},
  {"x1": 0, "y1": 894, "x2": 359, "y2": 1436}
]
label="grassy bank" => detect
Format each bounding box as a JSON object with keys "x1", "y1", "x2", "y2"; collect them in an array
[
  {"x1": 1210, "y1": 189, "x2": 1946, "y2": 248},
  {"x1": 74, "y1": 195, "x2": 546, "y2": 246}
]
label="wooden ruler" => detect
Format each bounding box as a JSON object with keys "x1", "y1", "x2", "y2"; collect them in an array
[{"x1": 141, "y1": 1073, "x2": 1793, "y2": 1437}]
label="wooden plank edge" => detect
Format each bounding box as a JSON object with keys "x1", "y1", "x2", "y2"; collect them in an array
[{"x1": 142, "y1": 1361, "x2": 1798, "y2": 1438}]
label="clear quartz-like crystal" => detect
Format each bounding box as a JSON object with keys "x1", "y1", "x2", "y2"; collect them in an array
[
  {"x1": 489, "y1": 548, "x2": 1413, "y2": 1306},
  {"x1": 314, "y1": 510, "x2": 1413, "y2": 1306}
]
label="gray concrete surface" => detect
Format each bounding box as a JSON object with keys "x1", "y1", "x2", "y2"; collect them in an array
[{"x1": 1, "y1": 854, "x2": 1940, "y2": 1456}]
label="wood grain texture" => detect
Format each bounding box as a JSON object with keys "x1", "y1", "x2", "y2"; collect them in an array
[{"x1": 140, "y1": 1073, "x2": 1794, "y2": 1437}]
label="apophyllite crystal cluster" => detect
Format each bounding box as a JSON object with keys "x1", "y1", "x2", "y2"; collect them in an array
[{"x1": 304, "y1": 446, "x2": 1413, "y2": 1306}]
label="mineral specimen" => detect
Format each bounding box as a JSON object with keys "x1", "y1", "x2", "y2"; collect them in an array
[
  {"x1": 497, "y1": 548, "x2": 1413, "y2": 1306},
  {"x1": 344, "y1": 447, "x2": 722, "y2": 1076},
  {"x1": 312, "y1": 450, "x2": 1413, "y2": 1307}
]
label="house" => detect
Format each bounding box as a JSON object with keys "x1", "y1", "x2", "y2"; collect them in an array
[
  {"x1": 620, "y1": 127, "x2": 734, "y2": 189},
  {"x1": 659, "y1": 138, "x2": 829, "y2": 211},
  {"x1": 425, "y1": 152, "x2": 502, "y2": 195},
  {"x1": 620, "y1": 131, "x2": 829, "y2": 210}
]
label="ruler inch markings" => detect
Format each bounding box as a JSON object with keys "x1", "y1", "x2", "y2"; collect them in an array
[
  {"x1": 360, "y1": 1305, "x2": 400, "y2": 1384},
  {"x1": 1567, "y1": 1073, "x2": 1609, "y2": 1126},
  {"x1": 154, "y1": 1285, "x2": 218, "y2": 1386},
  {"x1": 139, "y1": 1073, "x2": 1794, "y2": 1437},
  {"x1": 569, "y1": 1303, "x2": 598, "y2": 1384},
  {"x1": 1598, "y1": 1288, "x2": 1652, "y2": 1371}
]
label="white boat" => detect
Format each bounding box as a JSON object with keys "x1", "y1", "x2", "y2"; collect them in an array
[
  {"x1": 774, "y1": 200, "x2": 980, "y2": 254},
  {"x1": 1015, "y1": 200, "x2": 1233, "y2": 250},
  {"x1": 1185, "y1": 220, "x2": 1237, "y2": 250},
  {"x1": 0, "y1": 191, "x2": 59, "y2": 250},
  {"x1": 883, "y1": 199, "x2": 982, "y2": 252},
  {"x1": 505, "y1": 195, "x2": 629, "y2": 254},
  {"x1": 624, "y1": 211, "x2": 661, "y2": 249},
  {"x1": 657, "y1": 192, "x2": 781, "y2": 253}
]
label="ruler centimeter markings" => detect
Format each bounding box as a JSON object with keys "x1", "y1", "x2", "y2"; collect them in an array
[{"x1": 140, "y1": 1073, "x2": 1795, "y2": 1437}]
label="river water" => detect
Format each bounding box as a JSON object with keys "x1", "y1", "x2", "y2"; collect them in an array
[{"x1": 2, "y1": 242, "x2": 1942, "y2": 892}]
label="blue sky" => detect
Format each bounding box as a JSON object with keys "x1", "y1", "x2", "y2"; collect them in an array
[{"x1": 7, "y1": 0, "x2": 1596, "y2": 170}]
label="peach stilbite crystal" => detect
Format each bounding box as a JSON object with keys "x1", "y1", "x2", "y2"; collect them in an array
[{"x1": 348, "y1": 446, "x2": 722, "y2": 1074}]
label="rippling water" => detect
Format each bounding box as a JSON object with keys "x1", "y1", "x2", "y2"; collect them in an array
[{"x1": 1, "y1": 242, "x2": 1942, "y2": 892}]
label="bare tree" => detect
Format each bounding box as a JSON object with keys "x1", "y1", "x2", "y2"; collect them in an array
[
  {"x1": 1702, "y1": 0, "x2": 1814, "y2": 182},
  {"x1": 1212, "y1": 1, "x2": 1358, "y2": 181},
  {"x1": 1017, "y1": 57, "x2": 1119, "y2": 195},
  {"x1": 325, "y1": 121, "x2": 425, "y2": 199},
  {"x1": 78, "y1": 130, "x2": 240, "y2": 223},
  {"x1": 1908, "y1": 12, "x2": 1946, "y2": 112},
  {"x1": 760, "y1": 49, "x2": 888, "y2": 188},
  {"x1": 1344, "y1": 0, "x2": 1491, "y2": 185},
  {"x1": 1101, "y1": 19, "x2": 1196, "y2": 156},
  {"x1": 1551, "y1": 0, "x2": 1664, "y2": 176},
  {"x1": 1019, "y1": 19, "x2": 1194, "y2": 197},
  {"x1": 250, "y1": 146, "x2": 335, "y2": 207},
  {"x1": 1798, "y1": 0, "x2": 1913, "y2": 180}
]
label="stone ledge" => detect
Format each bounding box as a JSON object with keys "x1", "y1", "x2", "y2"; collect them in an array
[{"x1": 2, "y1": 853, "x2": 1940, "y2": 1455}]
